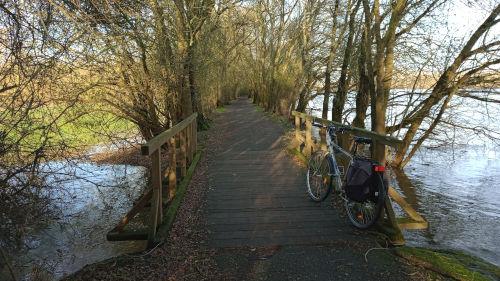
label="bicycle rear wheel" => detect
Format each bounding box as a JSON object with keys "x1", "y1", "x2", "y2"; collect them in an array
[
  {"x1": 306, "y1": 151, "x2": 331, "y2": 202},
  {"x1": 343, "y1": 172, "x2": 386, "y2": 229}
]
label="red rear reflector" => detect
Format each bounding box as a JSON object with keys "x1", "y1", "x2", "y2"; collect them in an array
[{"x1": 375, "y1": 166, "x2": 386, "y2": 172}]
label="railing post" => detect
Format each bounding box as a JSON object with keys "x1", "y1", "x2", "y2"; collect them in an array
[
  {"x1": 305, "y1": 118, "x2": 312, "y2": 157},
  {"x1": 168, "y1": 136, "x2": 177, "y2": 200},
  {"x1": 193, "y1": 121, "x2": 197, "y2": 154},
  {"x1": 148, "y1": 148, "x2": 161, "y2": 246},
  {"x1": 180, "y1": 129, "x2": 187, "y2": 178},
  {"x1": 295, "y1": 115, "x2": 300, "y2": 151},
  {"x1": 320, "y1": 127, "x2": 327, "y2": 151}
]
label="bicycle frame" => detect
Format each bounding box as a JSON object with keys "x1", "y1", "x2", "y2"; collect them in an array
[{"x1": 323, "y1": 133, "x2": 353, "y2": 191}]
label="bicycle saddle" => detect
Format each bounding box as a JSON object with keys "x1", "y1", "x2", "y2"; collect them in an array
[{"x1": 354, "y1": 136, "x2": 372, "y2": 144}]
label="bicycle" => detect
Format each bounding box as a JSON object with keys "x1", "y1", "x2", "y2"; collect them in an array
[{"x1": 306, "y1": 120, "x2": 387, "y2": 229}]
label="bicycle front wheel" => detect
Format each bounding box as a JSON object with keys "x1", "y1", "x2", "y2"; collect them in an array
[
  {"x1": 343, "y1": 172, "x2": 386, "y2": 229},
  {"x1": 306, "y1": 151, "x2": 331, "y2": 202}
]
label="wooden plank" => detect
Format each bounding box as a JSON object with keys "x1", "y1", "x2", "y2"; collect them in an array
[
  {"x1": 107, "y1": 230, "x2": 148, "y2": 241},
  {"x1": 291, "y1": 111, "x2": 401, "y2": 149},
  {"x1": 141, "y1": 113, "x2": 197, "y2": 156},
  {"x1": 211, "y1": 234, "x2": 364, "y2": 248},
  {"x1": 209, "y1": 221, "x2": 344, "y2": 233},
  {"x1": 109, "y1": 188, "x2": 152, "y2": 234},
  {"x1": 398, "y1": 221, "x2": 429, "y2": 230},
  {"x1": 210, "y1": 226, "x2": 350, "y2": 240},
  {"x1": 208, "y1": 213, "x2": 336, "y2": 225},
  {"x1": 148, "y1": 148, "x2": 161, "y2": 246},
  {"x1": 388, "y1": 186, "x2": 426, "y2": 223}
]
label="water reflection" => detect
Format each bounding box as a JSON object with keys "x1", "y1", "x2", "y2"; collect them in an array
[
  {"x1": 0, "y1": 161, "x2": 148, "y2": 281},
  {"x1": 391, "y1": 145, "x2": 500, "y2": 266}
]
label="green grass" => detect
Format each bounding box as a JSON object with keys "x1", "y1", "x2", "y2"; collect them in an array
[
  {"x1": 1, "y1": 104, "x2": 137, "y2": 155},
  {"x1": 215, "y1": 107, "x2": 227, "y2": 114},
  {"x1": 253, "y1": 104, "x2": 264, "y2": 112}
]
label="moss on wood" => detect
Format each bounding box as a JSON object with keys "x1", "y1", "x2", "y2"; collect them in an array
[{"x1": 394, "y1": 246, "x2": 499, "y2": 281}]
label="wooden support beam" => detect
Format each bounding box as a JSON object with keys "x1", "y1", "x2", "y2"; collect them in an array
[
  {"x1": 397, "y1": 217, "x2": 429, "y2": 230},
  {"x1": 107, "y1": 230, "x2": 149, "y2": 241},
  {"x1": 388, "y1": 186, "x2": 426, "y2": 223},
  {"x1": 109, "y1": 188, "x2": 152, "y2": 234}
]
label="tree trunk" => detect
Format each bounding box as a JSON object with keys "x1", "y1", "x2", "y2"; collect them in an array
[
  {"x1": 353, "y1": 34, "x2": 370, "y2": 129},
  {"x1": 331, "y1": 0, "x2": 360, "y2": 122},
  {"x1": 322, "y1": 0, "x2": 341, "y2": 119}
]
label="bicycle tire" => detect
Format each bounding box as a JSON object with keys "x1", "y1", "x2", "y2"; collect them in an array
[
  {"x1": 343, "y1": 171, "x2": 386, "y2": 229},
  {"x1": 306, "y1": 151, "x2": 331, "y2": 202}
]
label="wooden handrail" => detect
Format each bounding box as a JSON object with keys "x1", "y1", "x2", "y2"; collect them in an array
[
  {"x1": 141, "y1": 113, "x2": 198, "y2": 156},
  {"x1": 291, "y1": 111, "x2": 402, "y2": 149}
]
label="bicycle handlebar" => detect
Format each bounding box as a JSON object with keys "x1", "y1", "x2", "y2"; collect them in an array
[{"x1": 312, "y1": 119, "x2": 354, "y2": 133}]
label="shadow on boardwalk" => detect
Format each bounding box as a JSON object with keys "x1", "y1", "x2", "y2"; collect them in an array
[{"x1": 207, "y1": 97, "x2": 422, "y2": 280}]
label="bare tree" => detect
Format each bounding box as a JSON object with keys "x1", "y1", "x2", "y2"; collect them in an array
[{"x1": 0, "y1": 0, "x2": 83, "y2": 250}]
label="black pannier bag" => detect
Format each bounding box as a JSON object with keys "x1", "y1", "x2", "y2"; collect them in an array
[{"x1": 344, "y1": 159, "x2": 376, "y2": 202}]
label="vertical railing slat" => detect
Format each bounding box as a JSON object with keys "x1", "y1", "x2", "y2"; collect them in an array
[
  {"x1": 187, "y1": 121, "x2": 193, "y2": 163},
  {"x1": 180, "y1": 129, "x2": 187, "y2": 177},
  {"x1": 193, "y1": 121, "x2": 197, "y2": 154},
  {"x1": 295, "y1": 116, "x2": 300, "y2": 151},
  {"x1": 168, "y1": 136, "x2": 177, "y2": 200}
]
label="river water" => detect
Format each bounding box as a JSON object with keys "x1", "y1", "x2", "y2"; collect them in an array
[
  {"x1": 307, "y1": 94, "x2": 500, "y2": 266},
  {"x1": 1, "y1": 161, "x2": 148, "y2": 280},
  {"x1": 392, "y1": 146, "x2": 500, "y2": 266}
]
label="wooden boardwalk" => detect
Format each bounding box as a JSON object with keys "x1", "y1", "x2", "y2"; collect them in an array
[{"x1": 207, "y1": 98, "x2": 363, "y2": 248}]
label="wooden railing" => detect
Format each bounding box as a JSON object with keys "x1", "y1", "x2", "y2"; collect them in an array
[
  {"x1": 141, "y1": 113, "x2": 198, "y2": 245},
  {"x1": 291, "y1": 111, "x2": 428, "y2": 230},
  {"x1": 292, "y1": 111, "x2": 402, "y2": 158},
  {"x1": 107, "y1": 113, "x2": 198, "y2": 245}
]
